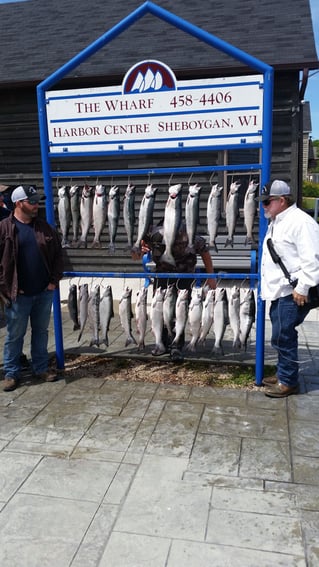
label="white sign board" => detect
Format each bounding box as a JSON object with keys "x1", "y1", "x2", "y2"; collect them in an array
[{"x1": 46, "y1": 60, "x2": 264, "y2": 154}]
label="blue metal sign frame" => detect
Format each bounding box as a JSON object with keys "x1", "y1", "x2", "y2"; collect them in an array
[{"x1": 37, "y1": 1, "x2": 274, "y2": 383}]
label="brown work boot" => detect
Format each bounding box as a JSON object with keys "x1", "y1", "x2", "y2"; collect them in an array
[
  {"x1": 3, "y1": 377, "x2": 18, "y2": 392},
  {"x1": 34, "y1": 371, "x2": 58, "y2": 383},
  {"x1": 262, "y1": 375, "x2": 278, "y2": 386},
  {"x1": 264, "y1": 382, "x2": 299, "y2": 398}
]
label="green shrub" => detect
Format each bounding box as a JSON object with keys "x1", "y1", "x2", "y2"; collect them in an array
[{"x1": 302, "y1": 181, "x2": 319, "y2": 197}]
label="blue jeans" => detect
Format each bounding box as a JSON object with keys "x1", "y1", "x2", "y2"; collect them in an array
[
  {"x1": 270, "y1": 294, "x2": 310, "y2": 387},
  {"x1": 3, "y1": 290, "x2": 54, "y2": 379}
]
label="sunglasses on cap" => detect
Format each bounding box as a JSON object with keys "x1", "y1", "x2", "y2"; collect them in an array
[{"x1": 262, "y1": 197, "x2": 281, "y2": 206}]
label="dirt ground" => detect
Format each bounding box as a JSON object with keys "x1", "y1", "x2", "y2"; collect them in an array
[{"x1": 59, "y1": 353, "x2": 263, "y2": 391}]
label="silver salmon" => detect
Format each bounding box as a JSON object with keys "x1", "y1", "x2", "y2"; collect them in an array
[
  {"x1": 88, "y1": 285, "x2": 101, "y2": 347},
  {"x1": 77, "y1": 283, "x2": 89, "y2": 342},
  {"x1": 207, "y1": 184, "x2": 223, "y2": 252},
  {"x1": 186, "y1": 286, "x2": 203, "y2": 352},
  {"x1": 99, "y1": 285, "x2": 114, "y2": 347},
  {"x1": 225, "y1": 181, "x2": 241, "y2": 248},
  {"x1": 123, "y1": 183, "x2": 136, "y2": 249},
  {"x1": 150, "y1": 287, "x2": 166, "y2": 355},
  {"x1": 228, "y1": 285, "x2": 241, "y2": 349},
  {"x1": 163, "y1": 283, "x2": 177, "y2": 342},
  {"x1": 213, "y1": 287, "x2": 229, "y2": 354},
  {"x1": 67, "y1": 283, "x2": 80, "y2": 331},
  {"x1": 92, "y1": 184, "x2": 107, "y2": 248},
  {"x1": 107, "y1": 185, "x2": 120, "y2": 253},
  {"x1": 119, "y1": 286, "x2": 137, "y2": 347},
  {"x1": 198, "y1": 288, "x2": 215, "y2": 345},
  {"x1": 132, "y1": 184, "x2": 157, "y2": 252},
  {"x1": 185, "y1": 184, "x2": 201, "y2": 253},
  {"x1": 135, "y1": 286, "x2": 148, "y2": 352},
  {"x1": 240, "y1": 288, "x2": 256, "y2": 351},
  {"x1": 171, "y1": 288, "x2": 189, "y2": 347},
  {"x1": 69, "y1": 185, "x2": 80, "y2": 246},
  {"x1": 57, "y1": 186, "x2": 71, "y2": 248},
  {"x1": 243, "y1": 180, "x2": 258, "y2": 245},
  {"x1": 161, "y1": 183, "x2": 182, "y2": 267},
  {"x1": 79, "y1": 184, "x2": 94, "y2": 248}
]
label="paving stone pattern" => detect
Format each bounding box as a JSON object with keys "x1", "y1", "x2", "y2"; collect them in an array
[{"x1": 0, "y1": 309, "x2": 319, "y2": 565}]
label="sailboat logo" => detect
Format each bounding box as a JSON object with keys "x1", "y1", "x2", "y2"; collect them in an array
[{"x1": 122, "y1": 60, "x2": 176, "y2": 94}]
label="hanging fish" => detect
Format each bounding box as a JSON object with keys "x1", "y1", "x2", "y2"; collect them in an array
[
  {"x1": 57, "y1": 186, "x2": 71, "y2": 248},
  {"x1": 185, "y1": 184, "x2": 201, "y2": 253},
  {"x1": 240, "y1": 288, "x2": 256, "y2": 351},
  {"x1": 150, "y1": 287, "x2": 166, "y2": 355},
  {"x1": 119, "y1": 286, "x2": 137, "y2": 347},
  {"x1": 67, "y1": 284, "x2": 80, "y2": 331},
  {"x1": 92, "y1": 184, "x2": 107, "y2": 248},
  {"x1": 171, "y1": 288, "x2": 189, "y2": 348},
  {"x1": 163, "y1": 283, "x2": 177, "y2": 342},
  {"x1": 243, "y1": 180, "x2": 258, "y2": 245},
  {"x1": 132, "y1": 184, "x2": 157, "y2": 252},
  {"x1": 207, "y1": 184, "x2": 223, "y2": 252},
  {"x1": 186, "y1": 286, "x2": 203, "y2": 352},
  {"x1": 135, "y1": 286, "x2": 148, "y2": 352},
  {"x1": 225, "y1": 181, "x2": 241, "y2": 248},
  {"x1": 99, "y1": 285, "x2": 114, "y2": 347},
  {"x1": 107, "y1": 185, "x2": 120, "y2": 253},
  {"x1": 78, "y1": 184, "x2": 94, "y2": 248},
  {"x1": 77, "y1": 283, "x2": 89, "y2": 342},
  {"x1": 88, "y1": 285, "x2": 100, "y2": 347},
  {"x1": 69, "y1": 185, "x2": 80, "y2": 246},
  {"x1": 198, "y1": 288, "x2": 215, "y2": 346},
  {"x1": 123, "y1": 183, "x2": 136, "y2": 249},
  {"x1": 160, "y1": 183, "x2": 182, "y2": 267},
  {"x1": 212, "y1": 287, "x2": 229, "y2": 354},
  {"x1": 228, "y1": 286, "x2": 241, "y2": 349}
]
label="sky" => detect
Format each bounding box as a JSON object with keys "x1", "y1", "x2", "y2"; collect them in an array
[{"x1": 307, "y1": 0, "x2": 319, "y2": 140}]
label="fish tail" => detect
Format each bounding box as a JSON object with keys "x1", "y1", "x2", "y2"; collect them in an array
[
  {"x1": 224, "y1": 238, "x2": 233, "y2": 248},
  {"x1": 159, "y1": 252, "x2": 176, "y2": 266},
  {"x1": 73, "y1": 322, "x2": 80, "y2": 331},
  {"x1": 125, "y1": 335, "x2": 137, "y2": 347},
  {"x1": 185, "y1": 244, "x2": 195, "y2": 254}
]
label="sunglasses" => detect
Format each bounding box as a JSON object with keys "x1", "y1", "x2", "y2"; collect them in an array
[{"x1": 262, "y1": 197, "x2": 281, "y2": 206}]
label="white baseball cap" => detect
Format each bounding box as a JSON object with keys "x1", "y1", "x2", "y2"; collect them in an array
[
  {"x1": 258, "y1": 179, "x2": 291, "y2": 201},
  {"x1": 11, "y1": 185, "x2": 42, "y2": 205}
]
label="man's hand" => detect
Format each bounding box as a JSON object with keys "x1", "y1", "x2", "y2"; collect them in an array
[{"x1": 292, "y1": 290, "x2": 308, "y2": 307}]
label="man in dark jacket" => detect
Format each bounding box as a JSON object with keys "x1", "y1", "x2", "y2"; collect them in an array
[{"x1": 0, "y1": 185, "x2": 63, "y2": 392}]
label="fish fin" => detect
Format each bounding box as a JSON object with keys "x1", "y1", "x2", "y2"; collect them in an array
[{"x1": 224, "y1": 238, "x2": 233, "y2": 248}]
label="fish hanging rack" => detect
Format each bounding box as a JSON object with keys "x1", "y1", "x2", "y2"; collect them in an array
[{"x1": 37, "y1": 1, "x2": 273, "y2": 383}]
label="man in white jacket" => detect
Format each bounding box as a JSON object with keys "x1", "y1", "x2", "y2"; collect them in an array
[{"x1": 259, "y1": 179, "x2": 319, "y2": 397}]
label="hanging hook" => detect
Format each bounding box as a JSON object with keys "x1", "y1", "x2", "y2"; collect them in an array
[
  {"x1": 209, "y1": 172, "x2": 216, "y2": 185},
  {"x1": 168, "y1": 173, "x2": 174, "y2": 187},
  {"x1": 187, "y1": 173, "x2": 194, "y2": 186}
]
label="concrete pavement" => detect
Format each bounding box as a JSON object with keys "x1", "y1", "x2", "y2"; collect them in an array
[{"x1": 0, "y1": 306, "x2": 318, "y2": 566}]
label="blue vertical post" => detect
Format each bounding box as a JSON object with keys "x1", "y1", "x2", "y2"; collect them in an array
[
  {"x1": 255, "y1": 68, "x2": 274, "y2": 386},
  {"x1": 37, "y1": 84, "x2": 65, "y2": 370}
]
